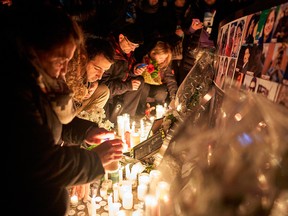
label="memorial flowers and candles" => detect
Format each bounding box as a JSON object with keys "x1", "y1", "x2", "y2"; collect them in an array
[{"x1": 78, "y1": 106, "x2": 114, "y2": 131}]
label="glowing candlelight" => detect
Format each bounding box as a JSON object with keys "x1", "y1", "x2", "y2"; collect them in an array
[
  {"x1": 138, "y1": 172, "x2": 150, "y2": 185},
  {"x1": 137, "y1": 184, "x2": 148, "y2": 201},
  {"x1": 91, "y1": 195, "x2": 97, "y2": 216},
  {"x1": 125, "y1": 164, "x2": 131, "y2": 180},
  {"x1": 156, "y1": 105, "x2": 164, "y2": 119},
  {"x1": 119, "y1": 168, "x2": 123, "y2": 184},
  {"x1": 70, "y1": 195, "x2": 78, "y2": 207},
  {"x1": 122, "y1": 192, "x2": 133, "y2": 209},
  {"x1": 113, "y1": 183, "x2": 119, "y2": 203},
  {"x1": 131, "y1": 121, "x2": 136, "y2": 133}
]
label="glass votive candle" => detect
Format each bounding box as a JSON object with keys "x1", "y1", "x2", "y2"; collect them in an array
[
  {"x1": 70, "y1": 195, "x2": 78, "y2": 207},
  {"x1": 138, "y1": 172, "x2": 150, "y2": 185},
  {"x1": 117, "y1": 115, "x2": 124, "y2": 137},
  {"x1": 149, "y1": 170, "x2": 162, "y2": 183},
  {"x1": 137, "y1": 184, "x2": 148, "y2": 201},
  {"x1": 119, "y1": 180, "x2": 132, "y2": 200},
  {"x1": 122, "y1": 192, "x2": 133, "y2": 209},
  {"x1": 100, "y1": 187, "x2": 107, "y2": 198}
]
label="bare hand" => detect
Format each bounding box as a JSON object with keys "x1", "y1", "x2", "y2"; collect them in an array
[
  {"x1": 70, "y1": 183, "x2": 90, "y2": 201},
  {"x1": 91, "y1": 138, "x2": 123, "y2": 169},
  {"x1": 131, "y1": 79, "x2": 141, "y2": 90},
  {"x1": 85, "y1": 127, "x2": 116, "y2": 145},
  {"x1": 134, "y1": 63, "x2": 147, "y2": 76},
  {"x1": 191, "y1": 19, "x2": 203, "y2": 31}
]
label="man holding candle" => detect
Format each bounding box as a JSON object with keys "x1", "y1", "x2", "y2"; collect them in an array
[{"x1": 2, "y1": 3, "x2": 123, "y2": 216}]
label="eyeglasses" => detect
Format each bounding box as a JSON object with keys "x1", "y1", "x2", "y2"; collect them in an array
[{"x1": 124, "y1": 36, "x2": 140, "y2": 48}]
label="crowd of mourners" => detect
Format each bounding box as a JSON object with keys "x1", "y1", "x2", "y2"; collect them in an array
[{"x1": 1, "y1": 0, "x2": 255, "y2": 215}]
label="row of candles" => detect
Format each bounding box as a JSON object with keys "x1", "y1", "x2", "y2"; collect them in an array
[
  {"x1": 116, "y1": 104, "x2": 166, "y2": 151},
  {"x1": 70, "y1": 161, "x2": 171, "y2": 216}
]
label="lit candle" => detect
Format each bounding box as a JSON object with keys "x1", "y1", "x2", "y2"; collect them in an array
[
  {"x1": 122, "y1": 192, "x2": 133, "y2": 209},
  {"x1": 156, "y1": 105, "x2": 164, "y2": 119},
  {"x1": 140, "y1": 119, "x2": 145, "y2": 139},
  {"x1": 91, "y1": 195, "x2": 97, "y2": 216},
  {"x1": 108, "y1": 194, "x2": 113, "y2": 216},
  {"x1": 137, "y1": 184, "x2": 148, "y2": 201},
  {"x1": 70, "y1": 195, "x2": 78, "y2": 207},
  {"x1": 117, "y1": 115, "x2": 124, "y2": 137},
  {"x1": 125, "y1": 164, "x2": 131, "y2": 180},
  {"x1": 100, "y1": 187, "x2": 107, "y2": 198},
  {"x1": 119, "y1": 168, "x2": 123, "y2": 184},
  {"x1": 113, "y1": 183, "x2": 119, "y2": 203},
  {"x1": 130, "y1": 132, "x2": 140, "y2": 148},
  {"x1": 119, "y1": 180, "x2": 132, "y2": 200},
  {"x1": 138, "y1": 172, "x2": 150, "y2": 185},
  {"x1": 144, "y1": 194, "x2": 158, "y2": 216},
  {"x1": 131, "y1": 121, "x2": 136, "y2": 133}
]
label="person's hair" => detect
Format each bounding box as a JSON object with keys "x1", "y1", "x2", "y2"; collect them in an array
[
  {"x1": 117, "y1": 23, "x2": 144, "y2": 45},
  {"x1": 18, "y1": 5, "x2": 84, "y2": 52},
  {"x1": 85, "y1": 37, "x2": 115, "y2": 64},
  {"x1": 149, "y1": 41, "x2": 172, "y2": 69},
  {"x1": 245, "y1": 13, "x2": 260, "y2": 39},
  {"x1": 66, "y1": 37, "x2": 115, "y2": 102}
]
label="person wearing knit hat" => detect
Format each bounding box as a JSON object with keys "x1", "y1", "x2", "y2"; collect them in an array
[{"x1": 99, "y1": 23, "x2": 147, "y2": 122}]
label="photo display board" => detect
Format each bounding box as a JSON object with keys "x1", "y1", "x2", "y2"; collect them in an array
[{"x1": 214, "y1": 0, "x2": 288, "y2": 108}]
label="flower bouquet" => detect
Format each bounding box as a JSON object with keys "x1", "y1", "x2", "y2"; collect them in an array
[
  {"x1": 78, "y1": 106, "x2": 114, "y2": 131},
  {"x1": 141, "y1": 56, "x2": 162, "y2": 85}
]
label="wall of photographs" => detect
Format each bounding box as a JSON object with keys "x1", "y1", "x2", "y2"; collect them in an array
[{"x1": 214, "y1": 1, "x2": 288, "y2": 108}]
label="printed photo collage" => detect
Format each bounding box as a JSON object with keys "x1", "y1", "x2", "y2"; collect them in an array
[{"x1": 214, "y1": 2, "x2": 288, "y2": 107}]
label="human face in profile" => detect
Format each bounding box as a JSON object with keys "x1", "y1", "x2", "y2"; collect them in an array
[
  {"x1": 86, "y1": 54, "x2": 113, "y2": 83},
  {"x1": 37, "y1": 38, "x2": 77, "y2": 79},
  {"x1": 119, "y1": 34, "x2": 140, "y2": 54}
]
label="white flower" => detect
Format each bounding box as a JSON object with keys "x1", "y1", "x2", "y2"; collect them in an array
[{"x1": 78, "y1": 106, "x2": 114, "y2": 131}]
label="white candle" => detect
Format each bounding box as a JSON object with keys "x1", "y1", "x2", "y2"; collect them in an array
[
  {"x1": 131, "y1": 121, "x2": 136, "y2": 133},
  {"x1": 119, "y1": 180, "x2": 132, "y2": 200},
  {"x1": 122, "y1": 192, "x2": 133, "y2": 209},
  {"x1": 118, "y1": 168, "x2": 123, "y2": 184},
  {"x1": 138, "y1": 172, "x2": 150, "y2": 185},
  {"x1": 117, "y1": 115, "x2": 124, "y2": 137},
  {"x1": 137, "y1": 184, "x2": 148, "y2": 201},
  {"x1": 70, "y1": 195, "x2": 78, "y2": 207},
  {"x1": 113, "y1": 183, "x2": 119, "y2": 203},
  {"x1": 91, "y1": 196, "x2": 97, "y2": 216},
  {"x1": 100, "y1": 187, "x2": 107, "y2": 198},
  {"x1": 156, "y1": 181, "x2": 170, "y2": 201},
  {"x1": 125, "y1": 164, "x2": 131, "y2": 180},
  {"x1": 130, "y1": 132, "x2": 140, "y2": 148},
  {"x1": 108, "y1": 194, "x2": 113, "y2": 216},
  {"x1": 140, "y1": 119, "x2": 145, "y2": 138},
  {"x1": 156, "y1": 105, "x2": 164, "y2": 119},
  {"x1": 144, "y1": 194, "x2": 158, "y2": 216}
]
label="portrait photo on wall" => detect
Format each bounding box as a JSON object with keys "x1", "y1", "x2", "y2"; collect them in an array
[
  {"x1": 272, "y1": 2, "x2": 288, "y2": 43},
  {"x1": 214, "y1": 1, "x2": 287, "y2": 107},
  {"x1": 261, "y1": 42, "x2": 288, "y2": 83},
  {"x1": 242, "y1": 12, "x2": 261, "y2": 45},
  {"x1": 243, "y1": 74, "x2": 280, "y2": 101},
  {"x1": 236, "y1": 44, "x2": 254, "y2": 75},
  {"x1": 231, "y1": 19, "x2": 246, "y2": 58},
  {"x1": 255, "y1": 6, "x2": 280, "y2": 44}
]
